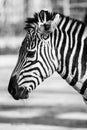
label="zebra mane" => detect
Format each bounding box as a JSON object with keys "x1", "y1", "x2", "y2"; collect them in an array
[
  {"x1": 24, "y1": 10, "x2": 86, "y2": 31},
  {"x1": 24, "y1": 10, "x2": 56, "y2": 30}
]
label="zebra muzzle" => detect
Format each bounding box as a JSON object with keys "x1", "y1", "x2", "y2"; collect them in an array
[{"x1": 8, "y1": 75, "x2": 30, "y2": 100}]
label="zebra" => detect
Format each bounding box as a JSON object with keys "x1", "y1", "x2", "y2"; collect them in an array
[{"x1": 8, "y1": 10, "x2": 87, "y2": 103}]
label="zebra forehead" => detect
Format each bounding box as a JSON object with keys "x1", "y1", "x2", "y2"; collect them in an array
[
  {"x1": 24, "y1": 10, "x2": 56, "y2": 30},
  {"x1": 37, "y1": 10, "x2": 56, "y2": 23}
]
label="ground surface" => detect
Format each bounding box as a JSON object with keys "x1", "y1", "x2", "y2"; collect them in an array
[{"x1": 0, "y1": 55, "x2": 87, "y2": 130}]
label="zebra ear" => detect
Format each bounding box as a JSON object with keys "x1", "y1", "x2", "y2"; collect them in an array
[
  {"x1": 50, "y1": 14, "x2": 60, "y2": 31},
  {"x1": 37, "y1": 14, "x2": 60, "y2": 34}
]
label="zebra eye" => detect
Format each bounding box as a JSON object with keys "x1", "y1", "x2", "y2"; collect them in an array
[{"x1": 26, "y1": 50, "x2": 36, "y2": 58}]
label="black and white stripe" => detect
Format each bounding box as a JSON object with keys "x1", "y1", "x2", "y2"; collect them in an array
[
  {"x1": 10, "y1": 10, "x2": 87, "y2": 100},
  {"x1": 55, "y1": 14, "x2": 87, "y2": 96}
]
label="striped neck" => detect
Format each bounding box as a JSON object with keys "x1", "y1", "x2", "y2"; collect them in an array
[{"x1": 55, "y1": 14, "x2": 86, "y2": 89}]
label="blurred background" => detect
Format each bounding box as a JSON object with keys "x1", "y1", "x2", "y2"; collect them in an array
[{"x1": 0, "y1": 0, "x2": 87, "y2": 130}]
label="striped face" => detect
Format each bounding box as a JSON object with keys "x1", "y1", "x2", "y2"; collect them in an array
[{"x1": 8, "y1": 20, "x2": 58, "y2": 100}]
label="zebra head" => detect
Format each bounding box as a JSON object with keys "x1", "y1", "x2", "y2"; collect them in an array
[{"x1": 8, "y1": 10, "x2": 59, "y2": 100}]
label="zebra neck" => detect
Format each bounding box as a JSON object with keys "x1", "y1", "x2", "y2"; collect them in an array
[{"x1": 55, "y1": 14, "x2": 86, "y2": 89}]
